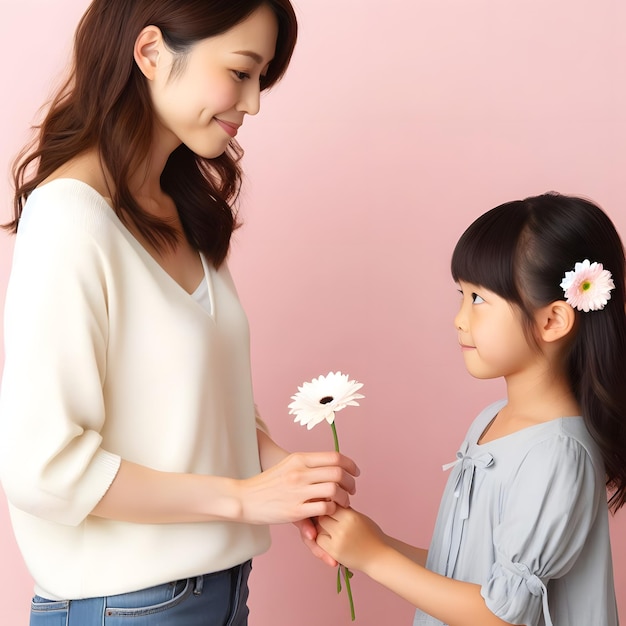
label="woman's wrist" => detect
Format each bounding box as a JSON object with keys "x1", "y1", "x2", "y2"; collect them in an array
[{"x1": 196, "y1": 475, "x2": 246, "y2": 523}]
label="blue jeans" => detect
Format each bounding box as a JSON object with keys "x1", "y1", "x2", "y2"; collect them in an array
[{"x1": 30, "y1": 560, "x2": 252, "y2": 626}]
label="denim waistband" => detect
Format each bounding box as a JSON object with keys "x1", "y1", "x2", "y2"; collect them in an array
[{"x1": 31, "y1": 560, "x2": 253, "y2": 626}]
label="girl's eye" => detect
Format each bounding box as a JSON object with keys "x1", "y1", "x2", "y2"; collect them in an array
[
  {"x1": 471, "y1": 293, "x2": 485, "y2": 304},
  {"x1": 232, "y1": 70, "x2": 250, "y2": 81}
]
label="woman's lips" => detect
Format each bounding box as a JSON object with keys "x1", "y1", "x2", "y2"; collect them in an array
[{"x1": 215, "y1": 118, "x2": 240, "y2": 137}]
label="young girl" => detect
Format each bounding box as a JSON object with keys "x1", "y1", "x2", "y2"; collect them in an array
[
  {"x1": 0, "y1": 2, "x2": 358, "y2": 624},
  {"x1": 317, "y1": 193, "x2": 625, "y2": 625}
]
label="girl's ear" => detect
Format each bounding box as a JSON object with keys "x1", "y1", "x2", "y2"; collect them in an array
[
  {"x1": 536, "y1": 301, "x2": 576, "y2": 343},
  {"x1": 134, "y1": 26, "x2": 164, "y2": 80}
]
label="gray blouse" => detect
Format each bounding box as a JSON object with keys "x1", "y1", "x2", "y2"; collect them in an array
[{"x1": 413, "y1": 400, "x2": 619, "y2": 626}]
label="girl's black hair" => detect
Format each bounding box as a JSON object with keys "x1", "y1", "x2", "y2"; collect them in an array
[{"x1": 452, "y1": 192, "x2": 626, "y2": 512}]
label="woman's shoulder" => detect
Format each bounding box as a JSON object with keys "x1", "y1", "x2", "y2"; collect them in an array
[
  {"x1": 22, "y1": 152, "x2": 119, "y2": 240},
  {"x1": 31, "y1": 152, "x2": 112, "y2": 214},
  {"x1": 40, "y1": 151, "x2": 110, "y2": 196}
]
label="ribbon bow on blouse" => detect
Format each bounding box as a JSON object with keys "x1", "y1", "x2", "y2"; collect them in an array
[
  {"x1": 442, "y1": 441, "x2": 494, "y2": 520},
  {"x1": 440, "y1": 442, "x2": 554, "y2": 626},
  {"x1": 440, "y1": 441, "x2": 494, "y2": 576}
]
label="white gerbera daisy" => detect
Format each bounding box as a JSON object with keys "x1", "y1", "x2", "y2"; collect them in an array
[
  {"x1": 288, "y1": 371, "x2": 364, "y2": 621},
  {"x1": 288, "y1": 371, "x2": 364, "y2": 430}
]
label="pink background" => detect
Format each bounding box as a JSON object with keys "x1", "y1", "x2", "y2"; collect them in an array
[{"x1": 1, "y1": 1, "x2": 625, "y2": 624}]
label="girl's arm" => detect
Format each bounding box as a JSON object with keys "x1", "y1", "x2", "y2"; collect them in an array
[
  {"x1": 92, "y1": 445, "x2": 358, "y2": 526},
  {"x1": 381, "y1": 534, "x2": 428, "y2": 567},
  {"x1": 317, "y1": 507, "x2": 514, "y2": 626}
]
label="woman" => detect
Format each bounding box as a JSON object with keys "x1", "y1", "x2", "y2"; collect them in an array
[{"x1": 0, "y1": 1, "x2": 358, "y2": 624}]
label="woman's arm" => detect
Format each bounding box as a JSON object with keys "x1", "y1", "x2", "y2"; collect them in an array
[
  {"x1": 255, "y1": 425, "x2": 290, "y2": 470},
  {"x1": 317, "y1": 507, "x2": 514, "y2": 626},
  {"x1": 92, "y1": 446, "x2": 359, "y2": 526}
]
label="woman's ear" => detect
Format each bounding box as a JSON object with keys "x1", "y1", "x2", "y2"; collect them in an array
[
  {"x1": 535, "y1": 301, "x2": 576, "y2": 343},
  {"x1": 134, "y1": 26, "x2": 164, "y2": 80}
]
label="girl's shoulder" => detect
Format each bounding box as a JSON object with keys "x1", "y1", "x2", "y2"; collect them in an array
[
  {"x1": 465, "y1": 399, "x2": 507, "y2": 442},
  {"x1": 467, "y1": 399, "x2": 595, "y2": 451},
  {"x1": 465, "y1": 402, "x2": 605, "y2": 485}
]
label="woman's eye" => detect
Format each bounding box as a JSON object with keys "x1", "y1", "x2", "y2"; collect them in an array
[
  {"x1": 471, "y1": 293, "x2": 485, "y2": 304},
  {"x1": 232, "y1": 70, "x2": 250, "y2": 81}
]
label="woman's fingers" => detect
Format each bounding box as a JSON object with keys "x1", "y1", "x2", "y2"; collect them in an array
[
  {"x1": 239, "y1": 452, "x2": 359, "y2": 525},
  {"x1": 293, "y1": 451, "x2": 360, "y2": 489},
  {"x1": 290, "y1": 451, "x2": 359, "y2": 494}
]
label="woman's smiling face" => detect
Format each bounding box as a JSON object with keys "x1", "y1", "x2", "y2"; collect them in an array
[{"x1": 144, "y1": 3, "x2": 278, "y2": 158}]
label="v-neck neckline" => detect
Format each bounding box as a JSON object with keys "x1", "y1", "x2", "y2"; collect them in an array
[
  {"x1": 35, "y1": 178, "x2": 217, "y2": 319},
  {"x1": 194, "y1": 253, "x2": 216, "y2": 318}
]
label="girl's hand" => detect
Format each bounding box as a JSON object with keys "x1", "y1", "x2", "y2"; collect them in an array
[
  {"x1": 293, "y1": 517, "x2": 339, "y2": 567},
  {"x1": 239, "y1": 451, "x2": 359, "y2": 525},
  {"x1": 316, "y1": 506, "x2": 389, "y2": 573}
]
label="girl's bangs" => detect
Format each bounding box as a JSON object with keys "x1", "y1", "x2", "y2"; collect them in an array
[{"x1": 451, "y1": 201, "x2": 529, "y2": 302}]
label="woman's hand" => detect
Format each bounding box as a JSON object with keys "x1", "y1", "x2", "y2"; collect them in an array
[
  {"x1": 238, "y1": 451, "x2": 360, "y2": 525},
  {"x1": 254, "y1": 428, "x2": 357, "y2": 563},
  {"x1": 316, "y1": 506, "x2": 389, "y2": 573}
]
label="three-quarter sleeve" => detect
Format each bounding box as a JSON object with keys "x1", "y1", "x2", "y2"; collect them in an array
[
  {"x1": 481, "y1": 435, "x2": 600, "y2": 626},
  {"x1": 0, "y1": 199, "x2": 121, "y2": 526}
]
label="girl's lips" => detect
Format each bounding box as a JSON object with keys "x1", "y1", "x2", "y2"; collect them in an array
[
  {"x1": 460, "y1": 344, "x2": 475, "y2": 351},
  {"x1": 215, "y1": 118, "x2": 240, "y2": 137}
]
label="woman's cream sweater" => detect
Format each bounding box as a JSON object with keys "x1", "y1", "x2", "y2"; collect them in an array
[{"x1": 0, "y1": 179, "x2": 270, "y2": 600}]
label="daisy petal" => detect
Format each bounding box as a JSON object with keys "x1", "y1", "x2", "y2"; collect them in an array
[{"x1": 289, "y1": 372, "x2": 364, "y2": 430}]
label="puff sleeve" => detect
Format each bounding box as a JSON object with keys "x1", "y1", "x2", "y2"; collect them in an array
[{"x1": 481, "y1": 435, "x2": 600, "y2": 626}]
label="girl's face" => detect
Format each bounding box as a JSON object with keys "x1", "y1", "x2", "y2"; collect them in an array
[
  {"x1": 147, "y1": 4, "x2": 278, "y2": 158},
  {"x1": 454, "y1": 281, "x2": 538, "y2": 381}
]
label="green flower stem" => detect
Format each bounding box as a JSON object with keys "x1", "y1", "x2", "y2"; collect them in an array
[
  {"x1": 330, "y1": 421, "x2": 340, "y2": 455},
  {"x1": 330, "y1": 420, "x2": 356, "y2": 621},
  {"x1": 343, "y1": 565, "x2": 356, "y2": 621}
]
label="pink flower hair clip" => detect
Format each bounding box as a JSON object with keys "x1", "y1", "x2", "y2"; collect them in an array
[{"x1": 560, "y1": 259, "x2": 615, "y2": 312}]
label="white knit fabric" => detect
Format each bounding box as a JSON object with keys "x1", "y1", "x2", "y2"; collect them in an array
[{"x1": 0, "y1": 179, "x2": 270, "y2": 600}]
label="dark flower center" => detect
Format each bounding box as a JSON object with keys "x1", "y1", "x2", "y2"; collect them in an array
[{"x1": 319, "y1": 396, "x2": 334, "y2": 405}]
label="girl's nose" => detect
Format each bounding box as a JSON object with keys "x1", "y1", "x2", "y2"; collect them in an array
[{"x1": 454, "y1": 307, "x2": 467, "y2": 332}]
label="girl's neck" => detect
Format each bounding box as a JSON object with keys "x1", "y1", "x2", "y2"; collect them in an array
[
  {"x1": 480, "y1": 368, "x2": 580, "y2": 444},
  {"x1": 506, "y1": 365, "x2": 579, "y2": 417}
]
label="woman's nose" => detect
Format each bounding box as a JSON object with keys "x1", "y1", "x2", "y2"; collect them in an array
[{"x1": 238, "y1": 81, "x2": 261, "y2": 116}]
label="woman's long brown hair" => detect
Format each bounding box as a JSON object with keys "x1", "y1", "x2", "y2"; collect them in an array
[{"x1": 8, "y1": 0, "x2": 297, "y2": 267}]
